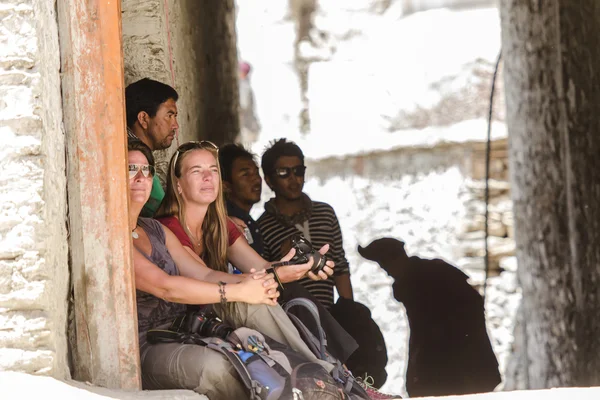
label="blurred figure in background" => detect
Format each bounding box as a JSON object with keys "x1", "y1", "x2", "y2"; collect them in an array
[{"x1": 237, "y1": 61, "x2": 261, "y2": 147}]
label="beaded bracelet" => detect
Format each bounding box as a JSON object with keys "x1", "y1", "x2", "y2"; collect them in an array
[{"x1": 218, "y1": 281, "x2": 227, "y2": 307}]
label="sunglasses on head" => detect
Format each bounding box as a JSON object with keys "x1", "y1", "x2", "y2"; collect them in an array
[
  {"x1": 274, "y1": 165, "x2": 306, "y2": 179},
  {"x1": 172, "y1": 140, "x2": 219, "y2": 169},
  {"x1": 128, "y1": 164, "x2": 155, "y2": 179}
]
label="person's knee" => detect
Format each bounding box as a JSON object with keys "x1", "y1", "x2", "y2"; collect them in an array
[
  {"x1": 196, "y1": 351, "x2": 246, "y2": 399},
  {"x1": 201, "y1": 349, "x2": 235, "y2": 374},
  {"x1": 237, "y1": 302, "x2": 282, "y2": 325}
]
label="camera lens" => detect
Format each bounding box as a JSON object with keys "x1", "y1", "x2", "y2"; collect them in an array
[
  {"x1": 200, "y1": 317, "x2": 233, "y2": 340},
  {"x1": 311, "y1": 253, "x2": 328, "y2": 274}
]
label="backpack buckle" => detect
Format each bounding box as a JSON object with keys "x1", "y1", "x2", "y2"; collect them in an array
[{"x1": 292, "y1": 388, "x2": 305, "y2": 400}]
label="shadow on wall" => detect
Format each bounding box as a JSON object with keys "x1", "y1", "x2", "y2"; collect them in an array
[{"x1": 358, "y1": 237, "x2": 501, "y2": 398}]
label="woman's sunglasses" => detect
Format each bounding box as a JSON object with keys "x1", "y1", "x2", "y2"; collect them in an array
[
  {"x1": 172, "y1": 140, "x2": 219, "y2": 169},
  {"x1": 128, "y1": 164, "x2": 155, "y2": 179},
  {"x1": 274, "y1": 165, "x2": 306, "y2": 179}
]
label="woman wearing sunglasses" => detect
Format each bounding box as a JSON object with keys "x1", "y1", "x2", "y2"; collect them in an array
[{"x1": 127, "y1": 140, "x2": 329, "y2": 399}]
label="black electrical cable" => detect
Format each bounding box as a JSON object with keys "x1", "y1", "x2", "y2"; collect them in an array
[{"x1": 482, "y1": 49, "x2": 503, "y2": 305}]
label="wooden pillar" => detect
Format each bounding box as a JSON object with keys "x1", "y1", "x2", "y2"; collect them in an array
[
  {"x1": 57, "y1": 0, "x2": 141, "y2": 389},
  {"x1": 500, "y1": 0, "x2": 600, "y2": 388}
]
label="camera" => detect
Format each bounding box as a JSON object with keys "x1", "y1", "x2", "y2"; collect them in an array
[
  {"x1": 289, "y1": 234, "x2": 329, "y2": 274},
  {"x1": 189, "y1": 311, "x2": 233, "y2": 340}
]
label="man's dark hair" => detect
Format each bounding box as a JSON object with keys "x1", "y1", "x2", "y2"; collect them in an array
[
  {"x1": 219, "y1": 143, "x2": 256, "y2": 183},
  {"x1": 125, "y1": 78, "x2": 179, "y2": 128},
  {"x1": 127, "y1": 138, "x2": 155, "y2": 167},
  {"x1": 261, "y1": 138, "x2": 305, "y2": 177}
]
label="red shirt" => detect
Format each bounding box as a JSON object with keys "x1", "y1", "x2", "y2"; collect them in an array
[{"x1": 157, "y1": 216, "x2": 242, "y2": 249}]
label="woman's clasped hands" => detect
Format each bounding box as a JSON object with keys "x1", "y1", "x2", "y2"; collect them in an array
[{"x1": 235, "y1": 269, "x2": 280, "y2": 306}]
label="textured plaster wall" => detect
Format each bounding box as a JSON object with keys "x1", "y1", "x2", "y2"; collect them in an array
[
  {"x1": 122, "y1": 0, "x2": 203, "y2": 178},
  {"x1": 0, "y1": 0, "x2": 69, "y2": 378}
]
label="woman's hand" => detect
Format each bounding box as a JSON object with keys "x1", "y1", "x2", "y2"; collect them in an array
[
  {"x1": 232, "y1": 271, "x2": 279, "y2": 305},
  {"x1": 272, "y1": 247, "x2": 311, "y2": 283},
  {"x1": 248, "y1": 268, "x2": 278, "y2": 288}
]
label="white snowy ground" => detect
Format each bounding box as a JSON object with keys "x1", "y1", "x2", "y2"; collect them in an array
[
  {"x1": 5, "y1": 371, "x2": 600, "y2": 400},
  {"x1": 236, "y1": 2, "x2": 514, "y2": 397}
]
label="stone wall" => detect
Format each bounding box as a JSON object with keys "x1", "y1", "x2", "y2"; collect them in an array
[{"x1": 0, "y1": 0, "x2": 70, "y2": 378}]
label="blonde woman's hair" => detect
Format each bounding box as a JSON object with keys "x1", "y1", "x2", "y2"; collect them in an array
[{"x1": 156, "y1": 141, "x2": 236, "y2": 321}]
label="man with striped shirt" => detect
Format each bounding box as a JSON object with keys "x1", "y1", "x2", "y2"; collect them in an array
[{"x1": 258, "y1": 139, "x2": 353, "y2": 310}]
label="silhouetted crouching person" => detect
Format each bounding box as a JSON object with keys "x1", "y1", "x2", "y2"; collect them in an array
[{"x1": 358, "y1": 238, "x2": 501, "y2": 397}]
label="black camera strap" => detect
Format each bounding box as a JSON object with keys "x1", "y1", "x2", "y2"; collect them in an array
[{"x1": 265, "y1": 264, "x2": 286, "y2": 292}]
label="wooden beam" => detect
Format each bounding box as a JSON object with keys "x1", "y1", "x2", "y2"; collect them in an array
[{"x1": 57, "y1": 0, "x2": 141, "y2": 389}]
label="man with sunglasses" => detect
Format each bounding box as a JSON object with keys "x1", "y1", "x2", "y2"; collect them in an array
[
  {"x1": 258, "y1": 139, "x2": 354, "y2": 310},
  {"x1": 125, "y1": 78, "x2": 179, "y2": 217}
]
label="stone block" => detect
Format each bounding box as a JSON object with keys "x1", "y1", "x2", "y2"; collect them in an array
[
  {"x1": 457, "y1": 256, "x2": 485, "y2": 271},
  {"x1": 0, "y1": 85, "x2": 36, "y2": 120},
  {"x1": 0, "y1": 349, "x2": 55, "y2": 374},
  {"x1": 0, "y1": 6, "x2": 36, "y2": 61},
  {"x1": 499, "y1": 256, "x2": 518, "y2": 273},
  {"x1": 488, "y1": 237, "x2": 516, "y2": 259},
  {"x1": 459, "y1": 220, "x2": 506, "y2": 238},
  {"x1": 0, "y1": 116, "x2": 43, "y2": 137},
  {"x1": 0, "y1": 70, "x2": 32, "y2": 86}
]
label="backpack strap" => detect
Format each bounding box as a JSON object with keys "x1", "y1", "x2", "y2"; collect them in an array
[
  {"x1": 331, "y1": 364, "x2": 370, "y2": 400},
  {"x1": 146, "y1": 329, "x2": 206, "y2": 345},
  {"x1": 229, "y1": 327, "x2": 293, "y2": 373},
  {"x1": 286, "y1": 313, "x2": 323, "y2": 358},
  {"x1": 203, "y1": 338, "x2": 267, "y2": 400},
  {"x1": 283, "y1": 298, "x2": 328, "y2": 360},
  {"x1": 281, "y1": 300, "x2": 371, "y2": 400}
]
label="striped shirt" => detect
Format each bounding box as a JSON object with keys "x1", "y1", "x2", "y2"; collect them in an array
[{"x1": 257, "y1": 198, "x2": 350, "y2": 310}]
